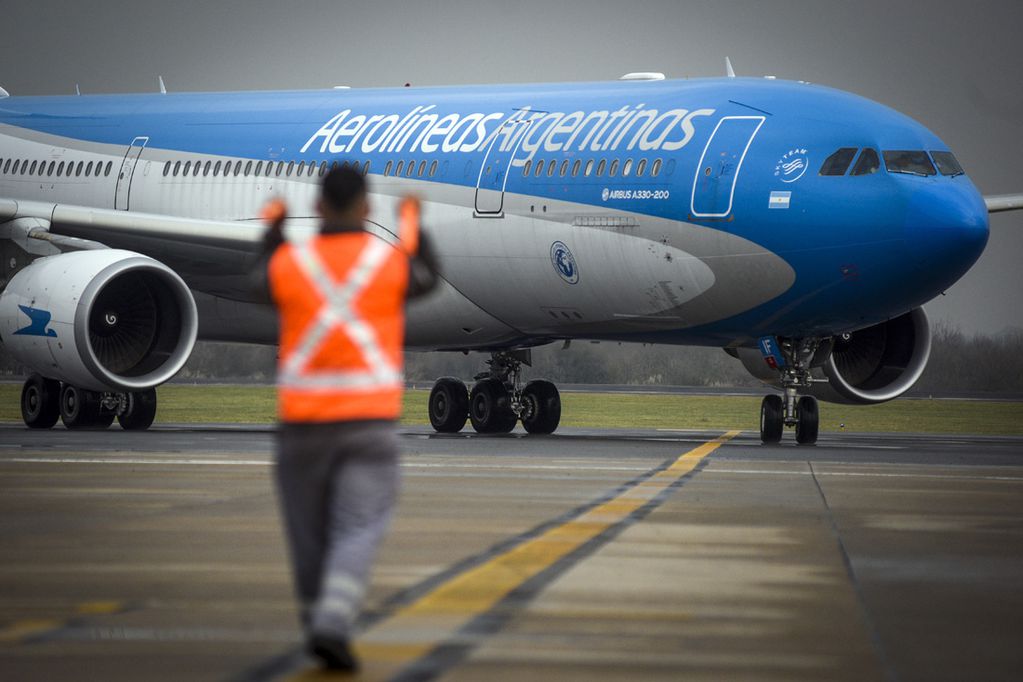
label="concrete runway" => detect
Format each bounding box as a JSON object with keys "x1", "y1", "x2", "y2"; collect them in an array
[{"x1": 1, "y1": 423, "x2": 1022, "y2": 681}]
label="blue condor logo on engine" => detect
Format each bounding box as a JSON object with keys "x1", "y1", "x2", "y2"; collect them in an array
[
  {"x1": 302, "y1": 103, "x2": 717, "y2": 165},
  {"x1": 13, "y1": 305, "x2": 57, "y2": 338}
]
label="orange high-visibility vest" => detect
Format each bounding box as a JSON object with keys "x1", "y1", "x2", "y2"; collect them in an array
[{"x1": 268, "y1": 207, "x2": 418, "y2": 423}]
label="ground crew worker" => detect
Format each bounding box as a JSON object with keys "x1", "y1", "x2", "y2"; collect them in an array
[{"x1": 256, "y1": 166, "x2": 438, "y2": 671}]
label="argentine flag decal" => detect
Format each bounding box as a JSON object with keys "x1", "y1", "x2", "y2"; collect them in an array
[{"x1": 769, "y1": 191, "x2": 791, "y2": 209}]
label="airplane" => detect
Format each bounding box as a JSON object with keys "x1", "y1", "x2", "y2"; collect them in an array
[{"x1": 1, "y1": 70, "x2": 1020, "y2": 444}]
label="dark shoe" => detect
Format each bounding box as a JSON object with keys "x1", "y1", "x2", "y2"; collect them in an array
[{"x1": 307, "y1": 634, "x2": 360, "y2": 672}]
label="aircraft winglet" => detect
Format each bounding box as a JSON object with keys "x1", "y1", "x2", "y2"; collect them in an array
[
  {"x1": 0, "y1": 86, "x2": 9, "y2": 98},
  {"x1": 725, "y1": 57, "x2": 736, "y2": 78},
  {"x1": 159, "y1": 76, "x2": 167, "y2": 95},
  {"x1": 75, "y1": 84, "x2": 81, "y2": 96}
]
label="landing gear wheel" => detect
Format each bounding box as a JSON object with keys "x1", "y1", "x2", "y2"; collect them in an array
[
  {"x1": 429, "y1": 377, "x2": 469, "y2": 433},
  {"x1": 760, "y1": 394, "x2": 783, "y2": 444},
  {"x1": 118, "y1": 389, "x2": 157, "y2": 431},
  {"x1": 521, "y1": 380, "x2": 561, "y2": 435},
  {"x1": 469, "y1": 378, "x2": 517, "y2": 434},
  {"x1": 60, "y1": 384, "x2": 103, "y2": 429},
  {"x1": 795, "y1": 395, "x2": 819, "y2": 445},
  {"x1": 21, "y1": 374, "x2": 61, "y2": 429}
]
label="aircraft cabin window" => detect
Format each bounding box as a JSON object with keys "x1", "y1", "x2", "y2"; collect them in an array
[
  {"x1": 931, "y1": 151, "x2": 964, "y2": 176},
  {"x1": 38, "y1": 162, "x2": 46, "y2": 177},
  {"x1": 331, "y1": 160, "x2": 340, "y2": 171},
  {"x1": 56, "y1": 161, "x2": 64, "y2": 176},
  {"x1": 636, "y1": 158, "x2": 647, "y2": 177},
  {"x1": 67, "y1": 162, "x2": 75, "y2": 177},
  {"x1": 296, "y1": 161, "x2": 305, "y2": 177},
  {"x1": 883, "y1": 150, "x2": 936, "y2": 176},
  {"x1": 572, "y1": 159, "x2": 581, "y2": 177},
  {"x1": 285, "y1": 161, "x2": 295, "y2": 177},
  {"x1": 252, "y1": 161, "x2": 262, "y2": 177},
  {"x1": 318, "y1": 161, "x2": 327, "y2": 176},
  {"x1": 623, "y1": 159, "x2": 633, "y2": 177},
  {"x1": 363, "y1": 160, "x2": 371, "y2": 175},
  {"x1": 609, "y1": 159, "x2": 619, "y2": 177},
  {"x1": 584, "y1": 159, "x2": 593, "y2": 176},
  {"x1": 596, "y1": 159, "x2": 606, "y2": 176},
  {"x1": 76, "y1": 161, "x2": 84, "y2": 176},
  {"x1": 651, "y1": 158, "x2": 662, "y2": 177},
  {"x1": 395, "y1": 160, "x2": 404, "y2": 176},
  {"x1": 193, "y1": 162, "x2": 201, "y2": 177},
  {"x1": 244, "y1": 160, "x2": 252, "y2": 176},
  {"x1": 86, "y1": 161, "x2": 93, "y2": 176},
  {"x1": 522, "y1": 160, "x2": 532, "y2": 176},
  {"x1": 534, "y1": 159, "x2": 544, "y2": 177},
  {"x1": 2, "y1": 159, "x2": 10, "y2": 173},
  {"x1": 547, "y1": 160, "x2": 556, "y2": 177},
  {"x1": 173, "y1": 161, "x2": 181, "y2": 176},
  {"x1": 418, "y1": 160, "x2": 426, "y2": 177},
  {"x1": 406, "y1": 160, "x2": 415, "y2": 177},
  {"x1": 29, "y1": 161, "x2": 38, "y2": 175},
  {"x1": 233, "y1": 161, "x2": 242, "y2": 176},
  {"x1": 385, "y1": 160, "x2": 393, "y2": 176},
  {"x1": 49, "y1": 161, "x2": 56, "y2": 176},
  {"x1": 212, "y1": 161, "x2": 222, "y2": 176},
  {"x1": 428, "y1": 160, "x2": 437, "y2": 177},
  {"x1": 105, "y1": 161, "x2": 113, "y2": 176},
  {"x1": 560, "y1": 159, "x2": 569, "y2": 177},
  {"x1": 819, "y1": 147, "x2": 858, "y2": 176},
  {"x1": 183, "y1": 161, "x2": 192, "y2": 176}
]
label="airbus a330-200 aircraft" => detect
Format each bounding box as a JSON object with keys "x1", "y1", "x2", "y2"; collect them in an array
[{"x1": 1, "y1": 71, "x2": 1020, "y2": 443}]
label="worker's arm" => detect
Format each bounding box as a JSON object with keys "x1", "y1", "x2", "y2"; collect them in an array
[
  {"x1": 407, "y1": 230, "x2": 440, "y2": 300},
  {"x1": 248, "y1": 199, "x2": 288, "y2": 302}
]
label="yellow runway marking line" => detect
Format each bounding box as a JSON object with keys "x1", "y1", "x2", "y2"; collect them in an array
[
  {"x1": 0, "y1": 600, "x2": 126, "y2": 644},
  {"x1": 0, "y1": 619, "x2": 63, "y2": 644},
  {"x1": 289, "y1": 430, "x2": 739, "y2": 680}
]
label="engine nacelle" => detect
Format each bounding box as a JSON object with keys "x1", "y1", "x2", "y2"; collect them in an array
[
  {"x1": 735, "y1": 308, "x2": 932, "y2": 405},
  {"x1": 0, "y1": 249, "x2": 198, "y2": 392}
]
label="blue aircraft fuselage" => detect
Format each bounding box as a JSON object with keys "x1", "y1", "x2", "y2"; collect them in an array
[{"x1": 0, "y1": 77, "x2": 989, "y2": 348}]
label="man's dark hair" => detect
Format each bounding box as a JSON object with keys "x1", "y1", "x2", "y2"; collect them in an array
[{"x1": 321, "y1": 165, "x2": 367, "y2": 212}]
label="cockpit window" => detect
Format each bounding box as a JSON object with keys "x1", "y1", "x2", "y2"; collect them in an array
[
  {"x1": 850, "y1": 148, "x2": 880, "y2": 176},
  {"x1": 819, "y1": 148, "x2": 857, "y2": 176},
  {"x1": 931, "y1": 151, "x2": 964, "y2": 176},
  {"x1": 882, "y1": 150, "x2": 936, "y2": 176}
]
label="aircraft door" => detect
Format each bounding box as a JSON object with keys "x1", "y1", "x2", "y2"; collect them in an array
[
  {"x1": 114, "y1": 136, "x2": 149, "y2": 210},
  {"x1": 690, "y1": 116, "x2": 764, "y2": 218},
  {"x1": 474, "y1": 118, "x2": 531, "y2": 216}
]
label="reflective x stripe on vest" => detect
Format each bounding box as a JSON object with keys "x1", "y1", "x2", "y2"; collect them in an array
[{"x1": 278, "y1": 238, "x2": 402, "y2": 391}]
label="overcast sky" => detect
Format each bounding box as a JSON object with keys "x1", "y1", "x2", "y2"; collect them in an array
[{"x1": 2, "y1": 0, "x2": 1020, "y2": 334}]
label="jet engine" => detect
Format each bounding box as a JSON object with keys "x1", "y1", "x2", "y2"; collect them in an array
[
  {"x1": 736, "y1": 308, "x2": 932, "y2": 405},
  {"x1": 0, "y1": 249, "x2": 198, "y2": 392}
]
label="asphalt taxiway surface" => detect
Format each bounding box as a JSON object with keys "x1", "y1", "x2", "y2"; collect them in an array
[{"x1": 1, "y1": 423, "x2": 1022, "y2": 681}]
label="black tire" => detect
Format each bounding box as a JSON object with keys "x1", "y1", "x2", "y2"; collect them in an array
[
  {"x1": 60, "y1": 384, "x2": 102, "y2": 429},
  {"x1": 469, "y1": 378, "x2": 517, "y2": 434},
  {"x1": 429, "y1": 377, "x2": 469, "y2": 433},
  {"x1": 760, "y1": 394, "x2": 783, "y2": 444},
  {"x1": 118, "y1": 389, "x2": 157, "y2": 431},
  {"x1": 21, "y1": 374, "x2": 60, "y2": 429},
  {"x1": 795, "y1": 395, "x2": 819, "y2": 445},
  {"x1": 521, "y1": 380, "x2": 561, "y2": 435}
]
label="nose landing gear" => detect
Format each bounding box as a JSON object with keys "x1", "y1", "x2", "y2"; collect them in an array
[
  {"x1": 426, "y1": 350, "x2": 562, "y2": 435},
  {"x1": 758, "y1": 338, "x2": 823, "y2": 446}
]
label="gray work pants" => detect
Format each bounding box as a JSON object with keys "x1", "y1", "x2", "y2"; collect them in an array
[{"x1": 274, "y1": 420, "x2": 400, "y2": 639}]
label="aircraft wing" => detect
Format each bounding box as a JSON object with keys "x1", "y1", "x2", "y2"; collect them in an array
[
  {"x1": 985, "y1": 194, "x2": 1023, "y2": 213},
  {"x1": 0, "y1": 197, "x2": 267, "y2": 300}
]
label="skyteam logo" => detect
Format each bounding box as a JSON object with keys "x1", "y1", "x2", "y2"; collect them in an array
[
  {"x1": 13, "y1": 305, "x2": 57, "y2": 338},
  {"x1": 774, "y1": 148, "x2": 809, "y2": 183},
  {"x1": 550, "y1": 241, "x2": 579, "y2": 284}
]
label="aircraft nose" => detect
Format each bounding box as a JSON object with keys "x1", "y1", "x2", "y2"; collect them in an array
[{"x1": 903, "y1": 181, "x2": 989, "y2": 293}]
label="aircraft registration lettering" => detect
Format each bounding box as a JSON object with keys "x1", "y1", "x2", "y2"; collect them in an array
[{"x1": 302, "y1": 104, "x2": 717, "y2": 163}]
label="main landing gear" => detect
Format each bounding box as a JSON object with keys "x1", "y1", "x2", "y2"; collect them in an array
[
  {"x1": 20, "y1": 373, "x2": 158, "y2": 430},
  {"x1": 428, "y1": 350, "x2": 561, "y2": 435},
  {"x1": 759, "y1": 338, "x2": 822, "y2": 446}
]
